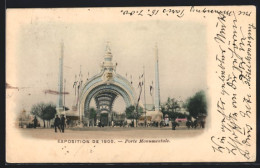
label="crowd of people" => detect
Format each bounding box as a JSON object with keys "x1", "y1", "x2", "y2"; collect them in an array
[
  {"x1": 30, "y1": 116, "x2": 205, "y2": 131},
  {"x1": 95, "y1": 120, "x2": 186, "y2": 130},
  {"x1": 186, "y1": 119, "x2": 205, "y2": 129}
]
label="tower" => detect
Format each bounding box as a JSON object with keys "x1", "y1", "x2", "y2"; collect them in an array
[
  {"x1": 101, "y1": 42, "x2": 115, "y2": 81},
  {"x1": 56, "y1": 41, "x2": 64, "y2": 114},
  {"x1": 154, "y1": 44, "x2": 160, "y2": 111}
]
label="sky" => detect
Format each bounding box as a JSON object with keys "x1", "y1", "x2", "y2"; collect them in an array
[{"x1": 6, "y1": 10, "x2": 207, "y2": 114}]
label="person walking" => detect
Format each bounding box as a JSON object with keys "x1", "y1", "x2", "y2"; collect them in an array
[
  {"x1": 172, "y1": 120, "x2": 179, "y2": 130},
  {"x1": 66, "y1": 117, "x2": 70, "y2": 128},
  {"x1": 186, "y1": 120, "x2": 191, "y2": 129},
  {"x1": 54, "y1": 115, "x2": 61, "y2": 133},
  {"x1": 33, "y1": 116, "x2": 38, "y2": 129},
  {"x1": 60, "y1": 115, "x2": 66, "y2": 133}
]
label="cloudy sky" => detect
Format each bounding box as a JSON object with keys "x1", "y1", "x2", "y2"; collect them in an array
[{"x1": 6, "y1": 9, "x2": 207, "y2": 113}]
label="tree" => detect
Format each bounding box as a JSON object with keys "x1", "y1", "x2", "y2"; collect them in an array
[
  {"x1": 125, "y1": 105, "x2": 135, "y2": 120},
  {"x1": 31, "y1": 102, "x2": 46, "y2": 127},
  {"x1": 162, "y1": 97, "x2": 180, "y2": 119},
  {"x1": 31, "y1": 102, "x2": 56, "y2": 128},
  {"x1": 137, "y1": 106, "x2": 143, "y2": 115},
  {"x1": 42, "y1": 103, "x2": 56, "y2": 128},
  {"x1": 167, "y1": 97, "x2": 180, "y2": 112},
  {"x1": 125, "y1": 105, "x2": 143, "y2": 126},
  {"x1": 186, "y1": 90, "x2": 207, "y2": 118}
]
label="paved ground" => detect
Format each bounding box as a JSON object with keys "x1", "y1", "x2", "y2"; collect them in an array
[{"x1": 19, "y1": 126, "x2": 204, "y2": 140}]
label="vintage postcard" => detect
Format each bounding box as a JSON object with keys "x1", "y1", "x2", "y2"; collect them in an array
[{"x1": 6, "y1": 6, "x2": 256, "y2": 163}]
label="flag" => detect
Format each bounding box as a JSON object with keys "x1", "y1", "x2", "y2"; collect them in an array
[
  {"x1": 150, "y1": 81, "x2": 153, "y2": 96},
  {"x1": 63, "y1": 106, "x2": 70, "y2": 111},
  {"x1": 137, "y1": 85, "x2": 142, "y2": 103},
  {"x1": 73, "y1": 81, "x2": 77, "y2": 88},
  {"x1": 73, "y1": 81, "x2": 78, "y2": 95},
  {"x1": 150, "y1": 85, "x2": 153, "y2": 96},
  {"x1": 73, "y1": 75, "x2": 77, "y2": 88},
  {"x1": 138, "y1": 82, "x2": 142, "y2": 88}
]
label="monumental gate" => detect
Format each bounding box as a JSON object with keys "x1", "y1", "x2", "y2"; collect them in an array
[{"x1": 78, "y1": 43, "x2": 137, "y2": 126}]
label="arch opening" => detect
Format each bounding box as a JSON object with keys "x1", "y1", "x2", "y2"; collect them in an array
[{"x1": 82, "y1": 83, "x2": 134, "y2": 126}]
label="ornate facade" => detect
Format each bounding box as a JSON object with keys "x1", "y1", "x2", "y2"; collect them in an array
[{"x1": 78, "y1": 43, "x2": 137, "y2": 125}]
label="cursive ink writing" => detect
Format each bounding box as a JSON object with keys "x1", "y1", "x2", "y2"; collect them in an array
[{"x1": 212, "y1": 8, "x2": 255, "y2": 160}]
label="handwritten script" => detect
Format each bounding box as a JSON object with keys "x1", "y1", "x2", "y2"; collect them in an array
[
  {"x1": 211, "y1": 10, "x2": 255, "y2": 160},
  {"x1": 120, "y1": 6, "x2": 252, "y2": 18},
  {"x1": 119, "y1": 6, "x2": 255, "y2": 160}
]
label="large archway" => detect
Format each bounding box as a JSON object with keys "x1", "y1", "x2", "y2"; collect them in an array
[
  {"x1": 84, "y1": 83, "x2": 134, "y2": 115},
  {"x1": 78, "y1": 43, "x2": 136, "y2": 125}
]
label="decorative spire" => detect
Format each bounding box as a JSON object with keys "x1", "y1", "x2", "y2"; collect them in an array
[
  {"x1": 102, "y1": 41, "x2": 114, "y2": 72},
  {"x1": 57, "y1": 40, "x2": 64, "y2": 114},
  {"x1": 104, "y1": 41, "x2": 112, "y2": 59},
  {"x1": 106, "y1": 41, "x2": 111, "y2": 53},
  {"x1": 154, "y1": 43, "x2": 160, "y2": 111},
  {"x1": 155, "y1": 42, "x2": 158, "y2": 60},
  {"x1": 60, "y1": 40, "x2": 64, "y2": 58}
]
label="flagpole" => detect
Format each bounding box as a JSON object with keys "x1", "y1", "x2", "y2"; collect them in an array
[
  {"x1": 63, "y1": 79, "x2": 66, "y2": 117},
  {"x1": 151, "y1": 81, "x2": 154, "y2": 110},
  {"x1": 143, "y1": 66, "x2": 147, "y2": 127},
  {"x1": 78, "y1": 65, "x2": 82, "y2": 124}
]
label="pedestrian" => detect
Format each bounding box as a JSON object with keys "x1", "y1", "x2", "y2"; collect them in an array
[
  {"x1": 186, "y1": 120, "x2": 191, "y2": 129},
  {"x1": 66, "y1": 117, "x2": 70, "y2": 128},
  {"x1": 200, "y1": 120, "x2": 205, "y2": 128},
  {"x1": 60, "y1": 115, "x2": 65, "y2": 133},
  {"x1": 160, "y1": 120, "x2": 163, "y2": 128},
  {"x1": 33, "y1": 116, "x2": 38, "y2": 129},
  {"x1": 111, "y1": 120, "x2": 114, "y2": 127},
  {"x1": 194, "y1": 119, "x2": 198, "y2": 129},
  {"x1": 172, "y1": 120, "x2": 179, "y2": 130},
  {"x1": 54, "y1": 115, "x2": 61, "y2": 133}
]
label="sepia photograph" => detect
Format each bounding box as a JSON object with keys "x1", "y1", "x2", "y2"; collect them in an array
[
  {"x1": 6, "y1": 6, "x2": 256, "y2": 163},
  {"x1": 10, "y1": 19, "x2": 208, "y2": 139}
]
